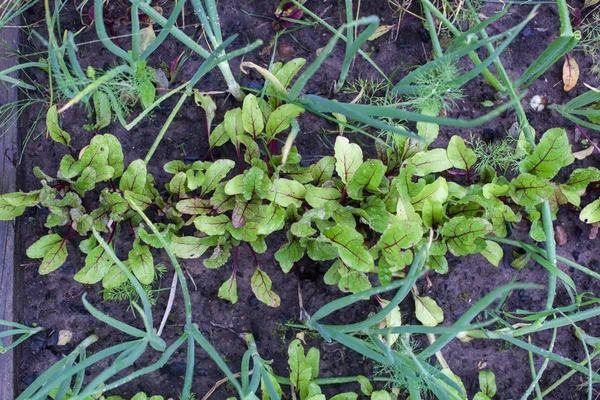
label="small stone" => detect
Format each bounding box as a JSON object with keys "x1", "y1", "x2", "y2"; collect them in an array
[{"x1": 530, "y1": 95, "x2": 546, "y2": 112}]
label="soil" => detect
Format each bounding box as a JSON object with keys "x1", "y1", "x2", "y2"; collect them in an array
[{"x1": 11, "y1": 0, "x2": 600, "y2": 399}]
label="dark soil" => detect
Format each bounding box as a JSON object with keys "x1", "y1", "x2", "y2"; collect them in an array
[{"x1": 13, "y1": 0, "x2": 600, "y2": 399}]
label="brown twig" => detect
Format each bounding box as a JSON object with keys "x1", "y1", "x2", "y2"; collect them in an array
[{"x1": 201, "y1": 371, "x2": 249, "y2": 400}]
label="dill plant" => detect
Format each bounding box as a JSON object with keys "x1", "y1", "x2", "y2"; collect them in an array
[
  {"x1": 580, "y1": 10, "x2": 600, "y2": 78},
  {"x1": 468, "y1": 133, "x2": 523, "y2": 175},
  {"x1": 404, "y1": 60, "x2": 465, "y2": 113},
  {"x1": 343, "y1": 78, "x2": 409, "y2": 147}
]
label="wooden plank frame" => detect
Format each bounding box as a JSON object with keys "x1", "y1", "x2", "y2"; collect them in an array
[{"x1": 0, "y1": 15, "x2": 22, "y2": 400}]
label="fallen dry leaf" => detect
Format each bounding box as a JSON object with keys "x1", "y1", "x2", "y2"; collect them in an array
[
  {"x1": 563, "y1": 55, "x2": 579, "y2": 92},
  {"x1": 573, "y1": 145, "x2": 596, "y2": 160},
  {"x1": 368, "y1": 25, "x2": 396, "y2": 41},
  {"x1": 555, "y1": 226, "x2": 567, "y2": 246},
  {"x1": 277, "y1": 43, "x2": 295, "y2": 59},
  {"x1": 139, "y1": 26, "x2": 156, "y2": 54},
  {"x1": 57, "y1": 330, "x2": 72, "y2": 346}
]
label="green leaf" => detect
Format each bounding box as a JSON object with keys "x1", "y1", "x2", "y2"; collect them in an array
[
  {"x1": 243, "y1": 167, "x2": 270, "y2": 200},
  {"x1": 427, "y1": 255, "x2": 448, "y2": 273},
  {"x1": 265, "y1": 104, "x2": 304, "y2": 138},
  {"x1": 74, "y1": 167, "x2": 99, "y2": 197},
  {"x1": 80, "y1": 135, "x2": 109, "y2": 171},
  {"x1": 481, "y1": 240, "x2": 503, "y2": 267},
  {"x1": 322, "y1": 225, "x2": 374, "y2": 272},
  {"x1": 414, "y1": 294, "x2": 444, "y2": 326},
  {"x1": 218, "y1": 273, "x2": 238, "y2": 304},
  {"x1": 138, "y1": 79, "x2": 156, "y2": 109},
  {"x1": 378, "y1": 298, "x2": 402, "y2": 345},
  {"x1": 410, "y1": 177, "x2": 449, "y2": 211},
  {"x1": 338, "y1": 264, "x2": 371, "y2": 293},
  {"x1": 231, "y1": 198, "x2": 259, "y2": 228},
  {"x1": 164, "y1": 160, "x2": 187, "y2": 174},
  {"x1": 224, "y1": 174, "x2": 243, "y2": 196},
  {"x1": 267, "y1": 178, "x2": 306, "y2": 208},
  {"x1": 204, "y1": 243, "x2": 231, "y2": 269},
  {"x1": 564, "y1": 167, "x2": 600, "y2": 191},
  {"x1": 335, "y1": 136, "x2": 363, "y2": 185},
  {"x1": 129, "y1": 242, "x2": 154, "y2": 285},
  {"x1": 123, "y1": 190, "x2": 152, "y2": 210},
  {"x1": 224, "y1": 108, "x2": 246, "y2": 147},
  {"x1": 311, "y1": 156, "x2": 336, "y2": 185},
  {"x1": 441, "y1": 216, "x2": 491, "y2": 256},
  {"x1": 105, "y1": 134, "x2": 125, "y2": 178},
  {"x1": 210, "y1": 183, "x2": 235, "y2": 213},
  {"x1": 521, "y1": 128, "x2": 573, "y2": 179},
  {"x1": 257, "y1": 203, "x2": 286, "y2": 236},
  {"x1": 26, "y1": 234, "x2": 68, "y2": 274},
  {"x1": 357, "y1": 376, "x2": 373, "y2": 396},
  {"x1": 288, "y1": 339, "x2": 316, "y2": 399},
  {"x1": 482, "y1": 182, "x2": 509, "y2": 199},
  {"x1": 581, "y1": 199, "x2": 600, "y2": 224},
  {"x1": 92, "y1": 90, "x2": 111, "y2": 130},
  {"x1": 201, "y1": 159, "x2": 236, "y2": 196},
  {"x1": 194, "y1": 91, "x2": 217, "y2": 128},
  {"x1": 421, "y1": 198, "x2": 444, "y2": 228},
  {"x1": 59, "y1": 155, "x2": 82, "y2": 179},
  {"x1": 186, "y1": 169, "x2": 204, "y2": 190},
  {"x1": 356, "y1": 196, "x2": 389, "y2": 233},
  {"x1": 371, "y1": 391, "x2": 392, "y2": 400},
  {"x1": 74, "y1": 244, "x2": 114, "y2": 284},
  {"x1": 306, "y1": 239, "x2": 338, "y2": 261},
  {"x1": 275, "y1": 233, "x2": 305, "y2": 273},
  {"x1": 330, "y1": 394, "x2": 358, "y2": 400},
  {"x1": 274, "y1": 58, "x2": 306, "y2": 89},
  {"x1": 170, "y1": 236, "x2": 209, "y2": 259},
  {"x1": 377, "y1": 220, "x2": 423, "y2": 265},
  {"x1": 242, "y1": 94, "x2": 264, "y2": 138},
  {"x1": 305, "y1": 185, "x2": 341, "y2": 208},
  {"x1": 120, "y1": 160, "x2": 147, "y2": 195},
  {"x1": 447, "y1": 136, "x2": 476, "y2": 171},
  {"x1": 347, "y1": 160, "x2": 385, "y2": 200},
  {"x1": 508, "y1": 173, "x2": 554, "y2": 206},
  {"x1": 251, "y1": 267, "x2": 280, "y2": 307},
  {"x1": 479, "y1": 370, "x2": 496, "y2": 397},
  {"x1": 167, "y1": 171, "x2": 187, "y2": 196},
  {"x1": 416, "y1": 106, "x2": 440, "y2": 147},
  {"x1": 0, "y1": 191, "x2": 39, "y2": 220},
  {"x1": 194, "y1": 215, "x2": 230, "y2": 236},
  {"x1": 209, "y1": 122, "x2": 229, "y2": 149},
  {"x1": 409, "y1": 149, "x2": 453, "y2": 176},
  {"x1": 102, "y1": 264, "x2": 127, "y2": 290},
  {"x1": 46, "y1": 105, "x2": 71, "y2": 146}
]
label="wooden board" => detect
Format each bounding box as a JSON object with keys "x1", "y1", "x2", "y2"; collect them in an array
[{"x1": 0, "y1": 16, "x2": 21, "y2": 400}]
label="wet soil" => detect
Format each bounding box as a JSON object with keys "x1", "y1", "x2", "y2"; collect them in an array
[{"x1": 12, "y1": 0, "x2": 600, "y2": 399}]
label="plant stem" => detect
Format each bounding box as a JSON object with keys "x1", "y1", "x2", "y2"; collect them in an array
[
  {"x1": 541, "y1": 200, "x2": 557, "y2": 311},
  {"x1": 541, "y1": 347, "x2": 600, "y2": 397},
  {"x1": 423, "y1": 5, "x2": 443, "y2": 59},
  {"x1": 144, "y1": 93, "x2": 188, "y2": 165},
  {"x1": 419, "y1": 0, "x2": 506, "y2": 92},
  {"x1": 521, "y1": 328, "x2": 557, "y2": 400}
]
